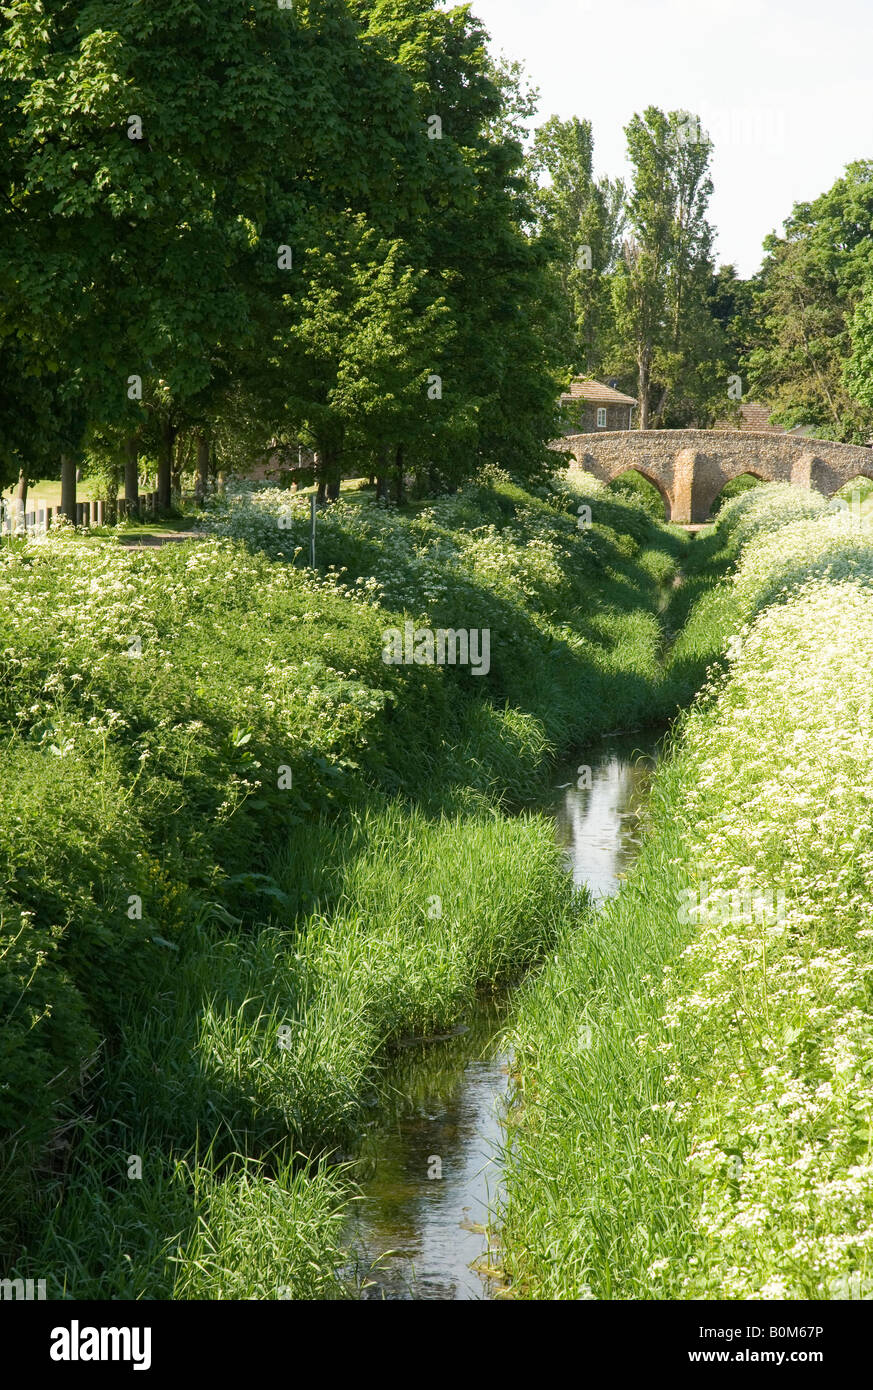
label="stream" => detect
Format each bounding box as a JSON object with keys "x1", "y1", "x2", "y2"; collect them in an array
[{"x1": 344, "y1": 729, "x2": 663, "y2": 1300}]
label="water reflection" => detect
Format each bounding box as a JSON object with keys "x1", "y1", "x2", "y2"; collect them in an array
[
  {"x1": 346, "y1": 729, "x2": 662, "y2": 1300},
  {"x1": 345, "y1": 1000, "x2": 511, "y2": 1300},
  {"x1": 552, "y1": 730, "x2": 660, "y2": 900}
]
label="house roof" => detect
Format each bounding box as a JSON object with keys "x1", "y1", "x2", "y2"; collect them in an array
[
  {"x1": 715, "y1": 401, "x2": 786, "y2": 433},
  {"x1": 560, "y1": 378, "x2": 638, "y2": 406}
]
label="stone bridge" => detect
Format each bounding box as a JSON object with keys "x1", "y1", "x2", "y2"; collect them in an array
[{"x1": 553, "y1": 429, "x2": 873, "y2": 523}]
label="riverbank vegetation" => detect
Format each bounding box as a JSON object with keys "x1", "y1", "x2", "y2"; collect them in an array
[
  {"x1": 2, "y1": 470, "x2": 708, "y2": 1298},
  {"x1": 501, "y1": 482, "x2": 873, "y2": 1299},
  {"x1": 4, "y1": 0, "x2": 873, "y2": 1315}
]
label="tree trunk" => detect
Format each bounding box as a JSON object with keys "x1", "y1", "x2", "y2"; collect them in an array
[
  {"x1": 394, "y1": 446, "x2": 404, "y2": 505},
  {"x1": 157, "y1": 419, "x2": 174, "y2": 511},
  {"x1": 60, "y1": 453, "x2": 77, "y2": 523},
  {"x1": 375, "y1": 445, "x2": 390, "y2": 502},
  {"x1": 15, "y1": 465, "x2": 28, "y2": 511},
  {"x1": 315, "y1": 444, "x2": 341, "y2": 503},
  {"x1": 326, "y1": 445, "x2": 342, "y2": 501},
  {"x1": 638, "y1": 357, "x2": 651, "y2": 430},
  {"x1": 171, "y1": 432, "x2": 186, "y2": 498},
  {"x1": 124, "y1": 437, "x2": 140, "y2": 518},
  {"x1": 196, "y1": 434, "x2": 210, "y2": 503}
]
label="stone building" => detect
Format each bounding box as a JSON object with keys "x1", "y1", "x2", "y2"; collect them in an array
[
  {"x1": 246, "y1": 442, "x2": 317, "y2": 483},
  {"x1": 714, "y1": 400, "x2": 831, "y2": 439},
  {"x1": 558, "y1": 378, "x2": 637, "y2": 435}
]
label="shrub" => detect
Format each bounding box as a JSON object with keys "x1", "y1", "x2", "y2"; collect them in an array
[{"x1": 715, "y1": 481, "x2": 831, "y2": 548}]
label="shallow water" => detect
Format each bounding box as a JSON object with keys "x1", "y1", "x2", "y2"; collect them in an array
[
  {"x1": 345, "y1": 729, "x2": 662, "y2": 1300},
  {"x1": 551, "y1": 729, "x2": 660, "y2": 900}
]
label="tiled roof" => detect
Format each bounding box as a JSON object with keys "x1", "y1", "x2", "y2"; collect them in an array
[
  {"x1": 560, "y1": 378, "x2": 638, "y2": 406},
  {"x1": 715, "y1": 402, "x2": 786, "y2": 433}
]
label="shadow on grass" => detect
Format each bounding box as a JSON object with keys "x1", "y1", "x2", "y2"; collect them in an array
[{"x1": 1, "y1": 487, "x2": 732, "y2": 1298}]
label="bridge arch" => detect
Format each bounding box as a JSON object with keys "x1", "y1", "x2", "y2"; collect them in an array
[
  {"x1": 608, "y1": 466, "x2": 672, "y2": 520},
  {"x1": 837, "y1": 470, "x2": 873, "y2": 491},
  {"x1": 709, "y1": 470, "x2": 765, "y2": 517},
  {"x1": 552, "y1": 430, "x2": 873, "y2": 523}
]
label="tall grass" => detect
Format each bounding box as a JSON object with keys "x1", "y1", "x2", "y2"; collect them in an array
[
  {"x1": 500, "y1": 484, "x2": 873, "y2": 1300},
  {"x1": 3, "y1": 469, "x2": 691, "y2": 1298},
  {"x1": 10, "y1": 799, "x2": 575, "y2": 1297},
  {"x1": 498, "y1": 747, "x2": 702, "y2": 1299}
]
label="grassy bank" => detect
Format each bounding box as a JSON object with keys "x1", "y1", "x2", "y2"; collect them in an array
[
  {"x1": 500, "y1": 482, "x2": 873, "y2": 1300},
  {"x1": 2, "y1": 469, "x2": 701, "y2": 1298}
]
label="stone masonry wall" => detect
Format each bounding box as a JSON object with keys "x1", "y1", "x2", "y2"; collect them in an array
[
  {"x1": 550, "y1": 430, "x2": 873, "y2": 523},
  {"x1": 559, "y1": 402, "x2": 635, "y2": 435}
]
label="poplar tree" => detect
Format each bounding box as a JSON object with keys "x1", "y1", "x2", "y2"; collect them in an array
[
  {"x1": 611, "y1": 107, "x2": 725, "y2": 428},
  {"x1": 528, "y1": 115, "x2": 625, "y2": 376}
]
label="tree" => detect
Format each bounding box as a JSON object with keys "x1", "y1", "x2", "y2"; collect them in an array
[
  {"x1": 0, "y1": 0, "x2": 379, "y2": 508},
  {"x1": 746, "y1": 161, "x2": 873, "y2": 441},
  {"x1": 3, "y1": 0, "x2": 563, "y2": 505},
  {"x1": 845, "y1": 290, "x2": 873, "y2": 426},
  {"x1": 610, "y1": 108, "x2": 726, "y2": 428},
  {"x1": 351, "y1": 0, "x2": 563, "y2": 484},
  {"x1": 274, "y1": 216, "x2": 454, "y2": 501},
  {"x1": 710, "y1": 265, "x2": 757, "y2": 372},
  {"x1": 528, "y1": 115, "x2": 625, "y2": 376}
]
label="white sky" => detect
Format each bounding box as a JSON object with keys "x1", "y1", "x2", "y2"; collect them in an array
[{"x1": 469, "y1": 0, "x2": 873, "y2": 278}]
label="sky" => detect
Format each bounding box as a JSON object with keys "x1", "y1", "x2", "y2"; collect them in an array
[{"x1": 468, "y1": 0, "x2": 873, "y2": 278}]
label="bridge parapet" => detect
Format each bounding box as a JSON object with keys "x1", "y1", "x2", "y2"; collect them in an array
[{"x1": 551, "y1": 429, "x2": 873, "y2": 522}]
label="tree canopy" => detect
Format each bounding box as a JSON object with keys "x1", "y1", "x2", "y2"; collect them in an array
[
  {"x1": 746, "y1": 161, "x2": 873, "y2": 442},
  {"x1": 0, "y1": 0, "x2": 562, "y2": 503}
]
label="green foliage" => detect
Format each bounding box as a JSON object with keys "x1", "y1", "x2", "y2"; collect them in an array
[
  {"x1": 527, "y1": 115, "x2": 625, "y2": 377},
  {"x1": 746, "y1": 160, "x2": 873, "y2": 442},
  {"x1": 202, "y1": 471, "x2": 683, "y2": 751},
  {"x1": 846, "y1": 287, "x2": 873, "y2": 419},
  {"x1": 502, "y1": 488, "x2": 873, "y2": 1299},
  {"x1": 0, "y1": 473, "x2": 689, "y2": 1293},
  {"x1": 606, "y1": 469, "x2": 667, "y2": 520},
  {"x1": 0, "y1": 0, "x2": 562, "y2": 500},
  {"x1": 610, "y1": 107, "x2": 729, "y2": 428},
  {"x1": 708, "y1": 472, "x2": 761, "y2": 515}
]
